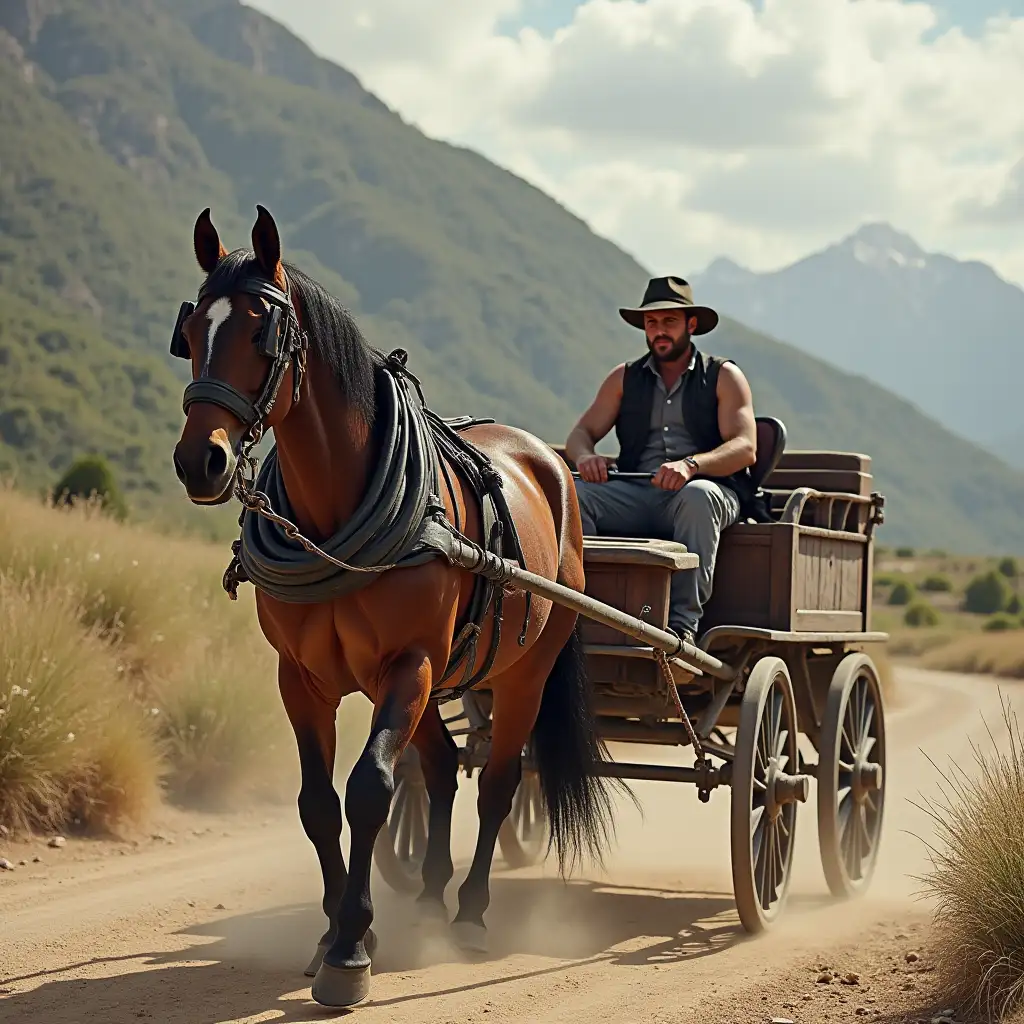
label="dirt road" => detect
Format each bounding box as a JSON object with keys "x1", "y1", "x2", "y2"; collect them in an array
[{"x1": 2, "y1": 666, "x2": 1020, "y2": 1023}]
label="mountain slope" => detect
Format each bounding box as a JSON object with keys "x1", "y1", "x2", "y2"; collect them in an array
[
  {"x1": 691, "y1": 223, "x2": 1024, "y2": 465},
  {"x1": 3, "y1": 0, "x2": 1024, "y2": 552}
]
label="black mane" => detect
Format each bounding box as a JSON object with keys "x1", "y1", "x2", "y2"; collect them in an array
[{"x1": 200, "y1": 248, "x2": 377, "y2": 427}]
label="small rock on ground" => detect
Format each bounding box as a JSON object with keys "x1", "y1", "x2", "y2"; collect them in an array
[
  {"x1": 48, "y1": 836, "x2": 66, "y2": 849},
  {"x1": 0, "y1": 857, "x2": 14, "y2": 870}
]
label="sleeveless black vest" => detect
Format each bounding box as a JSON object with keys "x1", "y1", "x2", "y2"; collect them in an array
[{"x1": 614, "y1": 347, "x2": 755, "y2": 510}]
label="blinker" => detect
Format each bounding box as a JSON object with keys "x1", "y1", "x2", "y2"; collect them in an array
[{"x1": 170, "y1": 300, "x2": 196, "y2": 359}]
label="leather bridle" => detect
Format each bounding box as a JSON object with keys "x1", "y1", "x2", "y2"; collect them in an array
[{"x1": 170, "y1": 273, "x2": 309, "y2": 444}]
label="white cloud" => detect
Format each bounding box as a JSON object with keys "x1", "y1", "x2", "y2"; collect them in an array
[{"x1": 244, "y1": 0, "x2": 1024, "y2": 285}]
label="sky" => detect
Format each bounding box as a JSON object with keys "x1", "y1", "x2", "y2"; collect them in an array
[{"x1": 244, "y1": 0, "x2": 1024, "y2": 287}]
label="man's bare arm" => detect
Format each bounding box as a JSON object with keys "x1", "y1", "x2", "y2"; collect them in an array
[
  {"x1": 690, "y1": 361, "x2": 757, "y2": 477},
  {"x1": 565, "y1": 364, "x2": 625, "y2": 482}
]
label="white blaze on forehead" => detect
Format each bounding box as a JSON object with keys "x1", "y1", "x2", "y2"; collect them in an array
[
  {"x1": 206, "y1": 297, "x2": 232, "y2": 347},
  {"x1": 202, "y1": 297, "x2": 232, "y2": 375}
]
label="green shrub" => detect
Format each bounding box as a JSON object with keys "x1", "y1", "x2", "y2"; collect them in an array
[
  {"x1": 895, "y1": 546, "x2": 916, "y2": 558},
  {"x1": 874, "y1": 572, "x2": 897, "y2": 587},
  {"x1": 998, "y1": 557, "x2": 1019, "y2": 579},
  {"x1": 52, "y1": 455, "x2": 128, "y2": 522},
  {"x1": 964, "y1": 571, "x2": 1011, "y2": 615},
  {"x1": 921, "y1": 574, "x2": 953, "y2": 593},
  {"x1": 888, "y1": 580, "x2": 915, "y2": 606},
  {"x1": 984, "y1": 614, "x2": 1017, "y2": 632},
  {"x1": 1008, "y1": 594, "x2": 1023, "y2": 616},
  {"x1": 905, "y1": 601, "x2": 939, "y2": 628}
]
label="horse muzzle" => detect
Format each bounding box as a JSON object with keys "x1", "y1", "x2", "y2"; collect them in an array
[{"x1": 173, "y1": 433, "x2": 237, "y2": 504}]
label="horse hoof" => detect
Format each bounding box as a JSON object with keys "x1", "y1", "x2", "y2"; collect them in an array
[
  {"x1": 303, "y1": 942, "x2": 329, "y2": 977},
  {"x1": 452, "y1": 921, "x2": 488, "y2": 954},
  {"x1": 311, "y1": 960, "x2": 371, "y2": 1008}
]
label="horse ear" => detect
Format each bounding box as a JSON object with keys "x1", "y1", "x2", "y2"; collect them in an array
[
  {"x1": 252, "y1": 204, "x2": 284, "y2": 286},
  {"x1": 194, "y1": 208, "x2": 227, "y2": 274}
]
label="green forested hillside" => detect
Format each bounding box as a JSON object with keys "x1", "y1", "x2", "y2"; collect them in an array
[{"x1": 2, "y1": 0, "x2": 1024, "y2": 552}]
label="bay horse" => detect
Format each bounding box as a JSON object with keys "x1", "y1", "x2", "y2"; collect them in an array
[{"x1": 170, "y1": 205, "x2": 625, "y2": 1007}]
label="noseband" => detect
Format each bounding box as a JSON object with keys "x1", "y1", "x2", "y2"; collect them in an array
[{"x1": 170, "y1": 273, "x2": 309, "y2": 442}]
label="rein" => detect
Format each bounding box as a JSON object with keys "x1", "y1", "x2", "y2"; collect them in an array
[{"x1": 174, "y1": 271, "x2": 532, "y2": 702}]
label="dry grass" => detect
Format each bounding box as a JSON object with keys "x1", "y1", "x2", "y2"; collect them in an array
[
  {"x1": 0, "y1": 481, "x2": 299, "y2": 834},
  {"x1": 919, "y1": 632, "x2": 1024, "y2": 679},
  {"x1": 916, "y1": 694, "x2": 1024, "y2": 1022},
  {"x1": 0, "y1": 574, "x2": 161, "y2": 834}
]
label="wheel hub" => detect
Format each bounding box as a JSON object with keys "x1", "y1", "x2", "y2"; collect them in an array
[
  {"x1": 852, "y1": 758, "x2": 883, "y2": 802},
  {"x1": 767, "y1": 760, "x2": 811, "y2": 817}
]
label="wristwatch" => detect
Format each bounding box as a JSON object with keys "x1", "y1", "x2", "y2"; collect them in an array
[{"x1": 683, "y1": 455, "x2": 699, "y2": 471}]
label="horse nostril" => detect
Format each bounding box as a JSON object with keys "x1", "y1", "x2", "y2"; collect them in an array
[
  {"x1": 173, "y1": 449, "x2": 187, "y2": 484},
  {"x1": 205, "y1": 442, "x2": 229, "y2": 480}
]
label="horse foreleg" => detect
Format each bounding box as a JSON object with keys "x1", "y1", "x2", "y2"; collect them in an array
[
  {"x1": 311, "y1": 647, "x2": 431, "y2": 1008},
  {"x1": 278, "y1": 659, "x2": 353, "y2": 977}
]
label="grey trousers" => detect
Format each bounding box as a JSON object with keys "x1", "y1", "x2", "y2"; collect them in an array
[{"x1": 574, "y1": 478, "x2": 741, "y2": 634}]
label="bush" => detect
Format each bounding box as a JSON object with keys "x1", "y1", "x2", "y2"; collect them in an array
[
  {"x1": 895, "y1": 546, "x2": 915, "y2": 558},
  {"x1": 52, "y1": 455, "x2": 128, "y2": 522},
  {"x1": 921, "y1": 574, "x2": 953, "y2": 593},
  {"x1": 984, "y1": 614, "x2": 1018, "y2": 632},
  {"x1": 904, "y1": 601, "x2": 939, "y2": 628},
  {"x1": 874, "y1": 572, "x2": 897, "y2": 587},
  {"x1": 1008, "y1": 594, "x2": 1022, "y2": 615},
  {"x1": 888, "y1": 580, "x2": 915, "y2": 606},
  {"x1": 964, "y1": 571, "x2": 1011, "y2": 615},
  {"x1": 998, "y1": 557, "x2": 1019, "y2": 579},
  {"x1": 917, "y1": 696, "x2": 1024, "y2": 1022}
]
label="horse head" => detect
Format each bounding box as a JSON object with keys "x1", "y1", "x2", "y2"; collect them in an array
[{"x1": 171, "y1": 205, "x2": 307, "y2": 504}]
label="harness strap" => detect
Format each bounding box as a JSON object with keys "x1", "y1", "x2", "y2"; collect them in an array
[{"x1": 219, "y1": 345, "x2": 531, "y2": 704}]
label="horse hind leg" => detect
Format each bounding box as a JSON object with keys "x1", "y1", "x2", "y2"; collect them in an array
[
  {"x1": 411, "y1": 702, "x2": 459, "y2": 918},
  {"x1": 450, "y1": 603, "x2": 582, "y2": 954}
]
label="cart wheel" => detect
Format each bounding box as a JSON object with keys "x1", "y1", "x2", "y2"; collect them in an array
[
  {"x1": 498, "y1": 767, "x2": 548, "y2": 868},
  {"x1": 817, "y1": 652, "x2": 887, "y2": 898},
  {"x1": 372, "y1": 746, "x2": 428, "y2": 893},
  {"x1": 730, "y1": 656, "x2": 805, "y2": 933}
]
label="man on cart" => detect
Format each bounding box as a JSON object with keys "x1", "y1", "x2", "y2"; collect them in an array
[{"x1": 564, "y1": 276, "x2": 758, "y2": 646}]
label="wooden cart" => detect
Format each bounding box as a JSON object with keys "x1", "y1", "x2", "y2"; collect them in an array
[{"x1": 373, "y1": 420, "x2": 888, "y2": 933}]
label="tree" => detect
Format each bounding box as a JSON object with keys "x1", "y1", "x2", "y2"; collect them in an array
[
  {"x1": 963, "y1": 571, "x2": 1010, "y2": 615},
  {"x1": 888, "y1": 581, "x2": 915, "y2": 606},
  {"x1": 997, "y1": 556, "x2": 1019, "y2": 579},
  {"x1": 921, "y1": 574, "x2": 952, "y2": 593},
  {"x1": 52, "y1": 455, "x2": 128, "y2": 521}
]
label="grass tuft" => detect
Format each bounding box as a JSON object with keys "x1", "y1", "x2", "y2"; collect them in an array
[{"x1": 915, "y1": 694, "x2": 1024, "y2": 1022}]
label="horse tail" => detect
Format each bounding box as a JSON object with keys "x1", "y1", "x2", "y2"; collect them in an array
[{"x1": 530, "y1": 622, "x2": 634, "y2": 876}]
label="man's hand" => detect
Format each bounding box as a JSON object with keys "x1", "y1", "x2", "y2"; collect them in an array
[
  {"x1": 576, "y1": 454, "x2": 616, "y2": 483},
  {"x1": 652, "y1": 458, "x2": 696, "y2": 491}
]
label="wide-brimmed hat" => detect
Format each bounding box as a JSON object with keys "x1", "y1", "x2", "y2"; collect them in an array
[{"x1": 618, "y1": 276, "x2": 719, "y2": 335}]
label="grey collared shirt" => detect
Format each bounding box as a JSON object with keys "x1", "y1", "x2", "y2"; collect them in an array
[{"x1": 634, "y1": 353, "x2": 699, "y2": 475}]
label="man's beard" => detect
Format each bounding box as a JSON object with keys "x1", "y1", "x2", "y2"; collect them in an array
[{"x1": 648, "y1": 334, "x2": 692, "y2": 364}]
